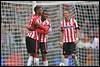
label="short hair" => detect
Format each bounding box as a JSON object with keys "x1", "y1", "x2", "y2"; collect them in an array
[
  {"x1": 43, "y1": 10, "x2": 47, "y2": 13},
  {"x1": 42, "y1": 10, "x2": 48, "y2": 15},
  {"x1": 43, "y1": 10, "x2": 47, "y2": 12},
  {"x1": 64, "y1": 9, "x2": 70, "y2": 13},
  {"x1": 34, "y1": 5, "x2": 42, "y2": 13}
]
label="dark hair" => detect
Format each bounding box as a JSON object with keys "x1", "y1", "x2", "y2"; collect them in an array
[
  {"x1": 34, "y1": 5, "x2": 42, "y2": 13},
  {"x1": 43, "y1": 10, "x2": 47, "y2": 12},
  {"x1": 43, "y1": 10, "x2": 48, "y2": 14}
]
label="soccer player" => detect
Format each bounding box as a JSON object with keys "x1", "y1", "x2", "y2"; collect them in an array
[
  {"x1": 60, "y1": 9, "x2": 79, "y2": 66},
  {"x1": 25, "y1": 5, "x2": 43, "y2": 66},
  {"x1": 37, "y1": 10, "x2": 51, "y2": 66}
]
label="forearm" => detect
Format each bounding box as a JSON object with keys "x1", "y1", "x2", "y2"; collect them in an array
[
  {"x1": 29, "y1": 27, "x2": 36, "y2": 31},
  {"x1": 38, "y1": 24, "x2": 48, "y2": 31},
  {"x1": 75, "y1": 29, "x2": 79, "y2": 38},
  {"x1": 34, "y1": 21, "x2": 48, "y2": 31},
  {"x1": 26, "y1": 24, "x2": 36, "y2": 31},
  {"x1": 60, "y1": 31, "x2": 63, "y2": 42},
  {"x1": 37, "y1": 29, "x2": 48, "y2": 34}
]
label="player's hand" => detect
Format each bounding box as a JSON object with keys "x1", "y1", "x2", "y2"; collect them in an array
[
  {"x1": 30, "y1": 26, "x2": 37, "y2": 31},
  {"x1": 75, "y1": 38, "x2": 79, "y2": 44},
  {"x1": 58, "y1": 41, "x2": 63, "y2": 48},
  {"x1": 34, "y1": 21, "x2": 39, "y2": 27}
]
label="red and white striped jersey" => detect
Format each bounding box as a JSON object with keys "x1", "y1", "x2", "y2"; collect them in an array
[
  {"x1": 38, "y1": 19, "x2": 50, "y2": 42},
  {"x1": 26, "y1": 15, "x2": 42, "y2": 40},
  {"x1": 61, "y1": 17, "x2": 78, "y2": 43}
]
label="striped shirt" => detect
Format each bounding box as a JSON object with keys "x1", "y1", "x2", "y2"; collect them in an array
[
  {"x1": 38, "y1": 19, "x2": 50, "y2": 42},
  {"x1": 26, "y1": 15, "x2": 42, "y2": 40},
  {"x1": 61, "y1": 17, "x2": 78, "y2": 42}
]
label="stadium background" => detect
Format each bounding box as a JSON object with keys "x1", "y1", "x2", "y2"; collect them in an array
[{"x1": 1, "y1": 1, "x2": 99, "y2": 66}]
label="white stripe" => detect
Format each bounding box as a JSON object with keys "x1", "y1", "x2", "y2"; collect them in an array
[
  {"x1": 26, "y1": 32, "x2": 29, "y2": 36},
  {"x1": 46, "y1": 20, "x2": 49, "y2": 25},
  {"x1": 36, "y1": 19, "x2": 39, "y2": 23},
  {"x1": 36, "y1": 31, "x2": 39, "y2": 40},
  {"x1": 44, "y1": 36, "x2": 47, "y2": 42},
  {"x1": 31, "y1": 31, "x2": 35, "y2": 38},
  {"x1": 29, "y1": 32, "x2": 32, "y2": 37}
]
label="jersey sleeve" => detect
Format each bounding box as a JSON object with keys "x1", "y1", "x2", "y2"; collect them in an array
[
  {"x1": 47, "y1": 20, "x2": 52, "y2": 33},
  {"x1": 26, "y1": 16, "x2": 39, "y2": 31},
  {"x1": 26, "y1": 17, "x2": 34, "y2": 30},
  {"x1": 29, "y1": 16, "x2": 39, "y2": 26},
  {"x1": 46, "y1": 19, "x2": 50, "y2": 28},
  {"x1": 73, "y1": 19, "x2": 80, "y2": 30}
]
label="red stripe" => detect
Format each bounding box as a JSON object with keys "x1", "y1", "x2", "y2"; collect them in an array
[
  {"x1": 66, "y1": 22, "x2": 70, "y2": 42},
  {"x1": 72, "y1": 18, "x2": 76, "y2": 28}
]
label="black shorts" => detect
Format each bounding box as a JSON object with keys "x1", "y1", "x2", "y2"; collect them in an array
[
  {"x1": 26, "y1": 36, "x2": 48, "y2": 54},
  {"x1": 26, "y1": 36, "x2": 37, "y2": 54},
  {"x1": 63, "y1": 42, "x2": 76, "y2": 55},
  {"x1": 38, "y1": 42, "x2": 48, "y2": 54}
]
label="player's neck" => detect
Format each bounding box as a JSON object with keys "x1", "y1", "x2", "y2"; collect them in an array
[
  {"x1": 65, "y1": 18, "x2": 70, "y2": 22},
  {"x1": 35, "y1": 14, "x2": 40, "y2": 16}
]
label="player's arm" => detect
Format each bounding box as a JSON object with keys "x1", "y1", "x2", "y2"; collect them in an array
[
  {"x1": 26, "y1": 17, "x2": 38, "y2": 31},
  {"x1": 74, "y1": 19, "x2": 80, "y2": 44},
  {"x1": 36, "y1": 20, "x2": 50, "y2": 34},
  {"x1": 37, "y1": 28, "x2": 48, "y2": 34},
  {"x1": 60, "y1": 20, "x2": 64, "y2": 42},
  {"x1": 36, "y1": 23, "x2": 49, "y2": 31},
  {"x1": 26, "y1": 23, "x2": 36, "y2": 31},
  {"x1": 44, "y1": 19, "x2": 51, "y2": 31},
  {"x1": 60, "y1": 27, "x2": 64, "y2": 42},
  {"x1": 75, "y1": 28, "x2": 79, "y2": 43}
]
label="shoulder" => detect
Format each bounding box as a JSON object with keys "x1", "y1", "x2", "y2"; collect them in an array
[
  {"x1": 33, "y1": 15, "x2": 40, "y2": 20},
  {"x1": 71, "y1": 16, "x2": 75, "y2": 20},
  {"x1": 61, "y1": 19, "x2": 64, "y2": 23},
  {"x1": 46, "y1": 19, "x2": 51, "y2": 25},
  {"x1": 46, "y1": 19, "x2": 50, "y2": 22}
]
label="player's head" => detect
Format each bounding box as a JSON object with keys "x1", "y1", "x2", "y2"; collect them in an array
[
  {"x1": 42, "y1": 10, "x2": 48, "y2": 19},
  {"x1": 34, "y1": 5, "x2": 43, "y2": 16},
  {"x1": 41, "y1": 10, "x2": 48, "y2": 22},
  {"x1": 64, "y1": 9, "x2": 71, "y2": 19}
]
